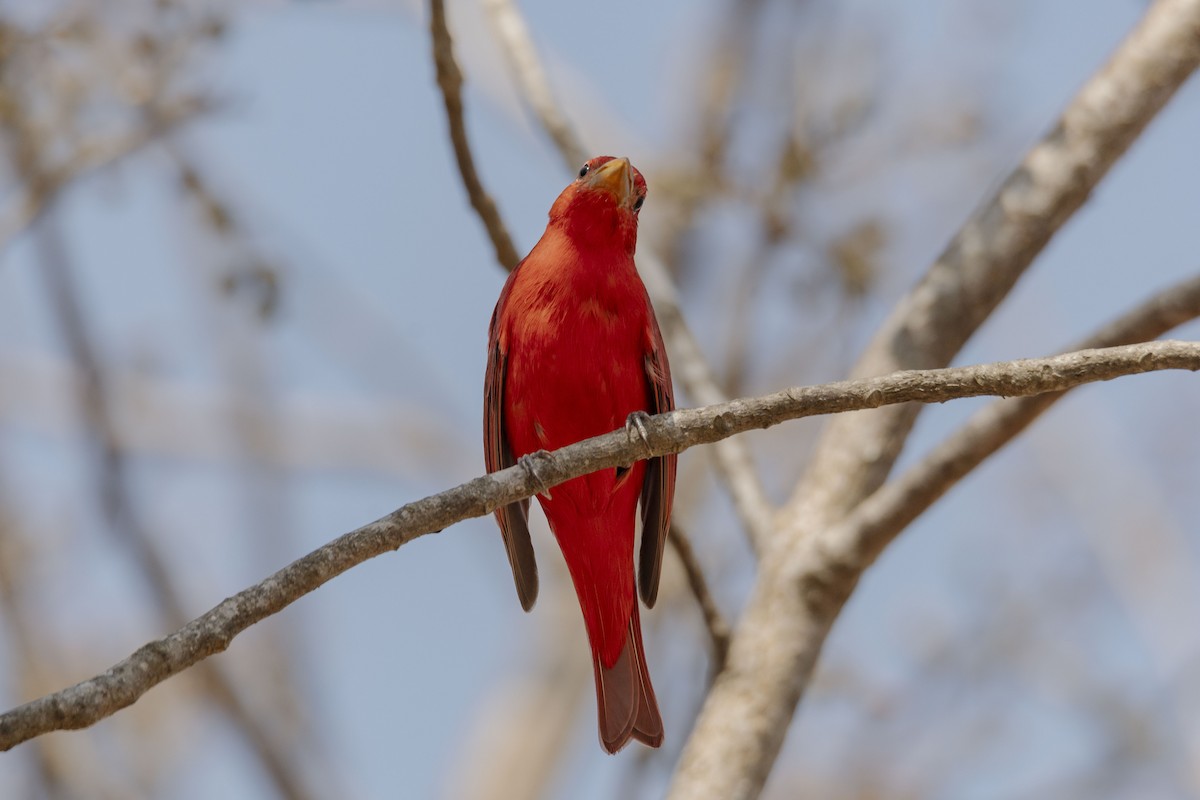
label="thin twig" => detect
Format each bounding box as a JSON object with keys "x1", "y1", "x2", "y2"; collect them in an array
[
  {"x1": 668, "y1": 524, "x2": 731, "y2": 671},
  {"x1": 429, "y1": 0, "x2": 521, "y2": 271},
  {"x1": 0, "y1": 98, "x2": 207, "y2": 257},
  {"x1": 1, "y1": 340, "x2": 1197, "y2": 750},
  {"x1": 640, "y1": 251, "x2": 776, "y2": 551},
  {"x1": 480, "y1": 0, "x2": 587, "y2": 170}
]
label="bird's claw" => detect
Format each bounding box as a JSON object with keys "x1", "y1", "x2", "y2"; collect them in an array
[
  {"x1": 518, "y1": 450, "x2": 555, "y2": 499},
  {"x1": 625, "y1": 411, "x2": 654, "y2": 458}
]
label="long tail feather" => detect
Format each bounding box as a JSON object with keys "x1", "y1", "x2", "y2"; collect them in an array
[
  {"x1": 593, "y1": 606, "x2": 662, "y2": 754},
  {"x1": 629, "y1": 606, "x2": 663, "y2": 748}
]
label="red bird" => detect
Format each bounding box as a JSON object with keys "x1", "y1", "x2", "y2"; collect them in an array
[{"x1": 484, "y1": 156, "x2": 676, "y2": 753}]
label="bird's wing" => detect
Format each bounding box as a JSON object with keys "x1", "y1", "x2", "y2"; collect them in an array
[
  {"x1": 485, "y1": 271, "x2": 539, "y2": 611},
  {"x1": 637, "y1": 301, "x2": 677, "y2": 608}
]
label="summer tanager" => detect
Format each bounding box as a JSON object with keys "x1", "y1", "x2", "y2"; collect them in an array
[{"x1": 484, "y1": 156, "x2": 676, "y2": 753}]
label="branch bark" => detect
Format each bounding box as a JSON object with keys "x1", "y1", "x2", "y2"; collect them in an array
[
  {"x1": 779, "y1": 0, "x2": 1200, "y2": 535},
  {"x1": 829, "y1": 272, "x2": 1200, "y2": 572},
  {"x1": 429, "y1": 0, "x2": 521, "y2": 271},
  {"x1": 0, "y1": 340, "x2": 1196, "y2": 751},
  {"x1": 670, "y1": 284, "x2": 1200, "y2": 800},
  {"x1": 669, "y1": 523, "x2": 732, "y2": 671},
  {"x1": 480, "y1": 0, "x2": 588, "y2": 170},
  {"x1": 668, "y1": 2, "x2": 1200, "y2": 795}
]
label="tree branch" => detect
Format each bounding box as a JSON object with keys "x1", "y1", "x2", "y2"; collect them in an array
[
  {"x1": 429, "y1": 0, "x2": 521, "y2": 272},
  {"x1": 668, "y1": 2, "x2": 1200, "y2": 793},
  {"x1": 829, "y1": 272, "x2": 1200, "y2": 571},
  {"x1": 668, "y1": 523, "x2": 732, "y2": 671},
  {"x1": 670, "y1": 283, "x2": 1200, "y2": 800},
  {"x1": 0, "y1": 340, "x2": 1196, "y2": 750},
  {"x1": 640, "y1": 251, "x2": 776, "y2": 551},
  {"x1": 779, "y1": 0, "x2": 1200, "y2": 535},
  {"x1": 0, "y1": 97, "x2": 207, "y2": 256},
  {"x1": 479, "y1": 0, "x2": 588, "y2": 170}
]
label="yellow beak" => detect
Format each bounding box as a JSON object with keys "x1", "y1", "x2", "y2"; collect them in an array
[{"x1": 586, "y1": 157, "x2": 634, "y2": 207}]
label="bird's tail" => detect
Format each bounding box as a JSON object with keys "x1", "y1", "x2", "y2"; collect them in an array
[{"x1": 592, "y1": 602, "x2": 663, "y2": 754}]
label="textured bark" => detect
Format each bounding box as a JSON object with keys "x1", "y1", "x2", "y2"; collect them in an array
[
  {"x1": 671, "y1": 1, "x2": 1200, "y2": 796},
  {"x1": 781, "y1": 0, "x2": 1200, "y2": 533},
  {"x1": 2, "y1": 343, "x2": 1190, "y2": 753},
  {"x1": 1, "y1": 340, "x2": 1197, "y2": 751}
]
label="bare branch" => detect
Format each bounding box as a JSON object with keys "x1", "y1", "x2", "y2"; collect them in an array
[
  {"x1": 640, "y1": 251, "x2": 776, "y2": 551},
  {"x1": 480, "y1": 0, "x2": 588, "y2": 170},
  {"x1": 666, "y1": 0, "x2": 1200, "y2": 793},
  {"x1": 780, "y1": 0, "x2": 1200, "y2": 534},
  {"x1": 668, "y1": 1, "x2": 1200, "y2": 791},
  {"x1": 0, "y1": 340, "x2": 1196, "y2": 750},
  {"x1": 671, "y1": 284, "x2": 1200, "y2": 800},
  {"x1": 0, "y1": 98, "x2": 206, "y2": 256},
  {"x1": 429, "y1": 0, "x2": 521, "y2": 271},
  {"x1": 669, "y1": 523, "x2": 731, "y2": 671},
  {"x1": 831, "y1": 272, "x2": 1200, "y2": 569}
]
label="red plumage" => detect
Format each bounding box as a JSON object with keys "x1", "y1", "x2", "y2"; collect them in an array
[{"x1": 484, "y1": 156, "x2": 676, "y2": 753}]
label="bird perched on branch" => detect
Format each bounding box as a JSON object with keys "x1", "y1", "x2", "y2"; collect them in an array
[{"x1": 484, "y1": 156, "x2": 676, "y2": 753}]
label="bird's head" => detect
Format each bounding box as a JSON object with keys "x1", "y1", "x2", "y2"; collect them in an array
[{"x1": 548, "y1": 156, "x2": 647, "y2": 253}]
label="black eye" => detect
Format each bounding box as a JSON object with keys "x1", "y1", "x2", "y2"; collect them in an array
[
  {"x1": 578, "y1": 163, "x2": 590, "y2": 178},
  {"x1": 633, "y1": 196, "x2": 644, "y2": 212}
]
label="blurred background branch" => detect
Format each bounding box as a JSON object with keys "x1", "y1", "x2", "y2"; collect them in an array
[{"x1": 672, "y1": 0, "x2": 1200, "y2": 795}]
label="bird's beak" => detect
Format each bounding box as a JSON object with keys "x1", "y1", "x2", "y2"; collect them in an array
[{"x1": 587, "y1": 157, "x2": 635, "y2": 208}]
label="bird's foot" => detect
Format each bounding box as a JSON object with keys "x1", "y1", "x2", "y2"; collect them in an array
[
  {"x1": 625, "y1": 411, "x2": 654, "y2": 459},
  {"x1": 518, "y1": 450, "x2": 555, "y2": 499}
]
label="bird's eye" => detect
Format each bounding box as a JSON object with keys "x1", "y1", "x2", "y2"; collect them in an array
[
  {"x1": 633, "y1": 196, "x2": 645, "y2": 212},
  {"x1": 578, "y1": 163, "x2": 590, "y2": 178}
]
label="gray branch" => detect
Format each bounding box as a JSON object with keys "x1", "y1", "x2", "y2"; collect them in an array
[
  {"x1": 669, "y1": 1, "x2": 1200, "y2": 795},
  {"x1": 668, "y1": 523, "x2": 732, "y2": 671},
  {"x1": 429, "y1": 0, "x2": 521, "y2": 271},
  {"x1": 0, "y1": 340, "x2": 1197, "y2": 751},
  {"x1": 781, "y1": 0, "x2": 1200, "y2": 531},
  {"x1": 480, "y1": 0, "x2": 589, "y2": 170},
  {"x1": 830, "y1": 272, "x2": 1200, "y2": 570},
  {"x1": 671, "y1": 276, "x2": 1200, "y2": 799}
]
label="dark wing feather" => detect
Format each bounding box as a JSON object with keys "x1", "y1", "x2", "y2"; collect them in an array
[
  {"x1": 484, "y1": 273, "x2": 538, "y2": 611},
  {"x1": 637, "y1": 303, "x2": 677, "y2": 608}
]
